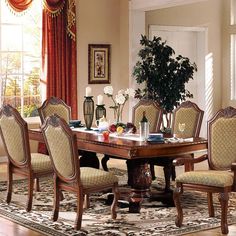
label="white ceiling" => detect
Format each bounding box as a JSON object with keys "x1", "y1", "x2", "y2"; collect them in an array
[{"x1": 130, "y1": 0, "x2": 208, "y2": 11}]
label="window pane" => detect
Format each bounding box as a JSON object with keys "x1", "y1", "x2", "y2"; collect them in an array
[
  {"x1": 1, "y1": 25, "x2": 22, "y2": 51},
  {"x1": 231, "y1": 34, "x2": 236, "y2": 100},
  {"x1": 1, "y1": 52, "x2": 22, "y2": 74}
]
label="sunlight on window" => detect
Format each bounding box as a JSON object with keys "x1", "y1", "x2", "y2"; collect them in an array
[
  {"x1": 205, "y1": 53, "x2": 214, "y2": 120},
  {"x1": 0, "y1": 1, "x2": 42, "y2": 117}
]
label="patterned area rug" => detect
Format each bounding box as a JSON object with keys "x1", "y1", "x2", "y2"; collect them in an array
[{"x1": 0, "y1": 168, "x2": 236, "y2": 236}]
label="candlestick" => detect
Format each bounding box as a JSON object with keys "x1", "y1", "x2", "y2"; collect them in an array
[
  {"x1": 97, "y1": 95, "x2": 103, "y2": 105},
  {"x1": 85, "y1": 87, "x2": 92, "y2": 97},
  {"x1": 83, "y1": 96, "x2": 94, "y2": 130}
]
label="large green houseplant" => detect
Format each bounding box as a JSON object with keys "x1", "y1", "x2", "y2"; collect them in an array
[{"x1": 133, "y1": 35, "x2": 197, "y2": 129}]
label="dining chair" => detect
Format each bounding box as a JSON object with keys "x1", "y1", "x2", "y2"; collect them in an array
[
  {"x1": 38, "y1": 97, "x2": 99, "y2": 168},
  {"x1": 41, "y1": 114, "x2": 119, "y2": 230},
  {"x1": 173, "y1": 106, "x2": 236, "y2": 234},
  {"x1": 0, "y1": 104, "x2": 53, "y2": 212},
  {"x1": 151, "y1": 101, "x2": 204, "y2": 192}
]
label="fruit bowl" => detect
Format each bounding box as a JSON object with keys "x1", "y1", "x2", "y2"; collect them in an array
[{"x1": 108, "y1": 122, "x2": 137, "y2": 135}]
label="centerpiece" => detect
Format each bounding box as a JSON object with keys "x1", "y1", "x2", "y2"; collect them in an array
[{"x1": 103, "y1": 85, "x2": 137, "y2": 134}]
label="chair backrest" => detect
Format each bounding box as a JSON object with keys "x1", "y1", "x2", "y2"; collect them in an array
[
  {"x1": 41, "y1": 115, "x2": 79, "y2": 180},
  {"x1": 132, "y1": 99, "x2": 163, "y2": 132},
  {"x1": 172, "y1": 101, "x2": 204, "y2": 138},
  {"x1": 38, "y1": 97, "x2": 71, "y2": 124},
  {"x1": 208, "y1": 106, "x2": 236, "y2": 170},
  {"x1": 0, "y1": 105, "x2": 31, "y2": 166}
]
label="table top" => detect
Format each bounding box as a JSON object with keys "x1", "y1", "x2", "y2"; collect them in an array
[{"x1": 29, "y1": 128, "x2": 207, "y2": 160}]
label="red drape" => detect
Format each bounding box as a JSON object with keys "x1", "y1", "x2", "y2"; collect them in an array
[
  {"x1": 7, "y1": 0, "x2": 33, "y2": 12},
  {"x1": 42, "y1": 0, "x2": 78, "y2": 119}
]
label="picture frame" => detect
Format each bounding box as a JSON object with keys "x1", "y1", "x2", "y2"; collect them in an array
[{"x1": 88, "y1": 44, "x2": 111, "y2": 84}]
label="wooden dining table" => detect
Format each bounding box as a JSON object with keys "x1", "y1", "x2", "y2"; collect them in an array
[{"x1": 28, "y1": 127, "x2": 207, "y2": 213}]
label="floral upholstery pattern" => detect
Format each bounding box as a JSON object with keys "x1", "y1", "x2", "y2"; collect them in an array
[
  {"x1": 173, "y1": 108, "x2": 198, "y2": 138},
  {"x1": 43, "y1": 104, "x2": 70, "y2": 123},
  {"x1": 44, "y1": 125, "x2": 74, "y2": 178},
  {"x1": 211, "y1": 118, "x2": 236, "y2": 169},
  {"x1": 81, "y1": 167, "x2": 118, "y2": 189},
  {"x1": 0, "y1": 115, "x2": 25, "y2": 163},
  {"x1": 176, "y1": 170, "x2": 234, "y2": 187}
]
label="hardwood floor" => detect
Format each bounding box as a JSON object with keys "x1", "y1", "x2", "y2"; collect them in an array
[{"x1": 0, "y1": 161, "x2": 236, "y2": 235}]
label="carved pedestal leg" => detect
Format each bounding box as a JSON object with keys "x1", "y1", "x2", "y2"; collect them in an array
[
  {"x1": 173, "y1": 185, "x2": 183, "y2": 227},
  {"x1": 127, "y1": 159, "x2": 152, "y2": 213}
]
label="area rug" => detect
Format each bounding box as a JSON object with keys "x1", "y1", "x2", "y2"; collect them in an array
[{"x1": 0, "y1": 168, "x2": 236, "y2": 236}]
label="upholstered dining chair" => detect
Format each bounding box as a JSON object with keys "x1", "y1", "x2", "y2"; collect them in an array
[
  {"x1": 38, "y1": 97, "x2": 100, "y2": 169},
  {"x1": 151, "y1": 101, "x2": 204, "y2": 192},
  {"x1": 173, "y1": 106, "x2": 236, "y2": 234},
  {"x1": 41, "y1": 115, "x2": 119, "y2": 230},
  {"x1": 38, "y1": 96, "x2": 71, "y2": 124},
  {"x1": 0, "y1": 104, "x2": 53, "y2": 212}
]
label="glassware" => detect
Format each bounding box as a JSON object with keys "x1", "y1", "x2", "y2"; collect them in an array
[{"x1": 139, "y1": 111, "x2": 149, "y2": 141}]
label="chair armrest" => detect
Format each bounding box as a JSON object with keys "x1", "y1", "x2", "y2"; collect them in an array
[
  {"x1": 173, "y1": 154, "x2": 208, "y2": 166},
  {"x1": 231, "y1": 163, "x2": 236, "y2": 172}
]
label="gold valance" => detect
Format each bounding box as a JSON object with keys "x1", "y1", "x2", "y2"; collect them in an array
[
  {"x1": 5, "y1": 0, "x2": 33, "y2": 13},
  {"x1": 43, "y1": 0, "x2": 66, "y2": 17}
]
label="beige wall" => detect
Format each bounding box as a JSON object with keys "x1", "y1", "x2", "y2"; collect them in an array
[
  {"x1": 145, "y1": 0, "x2": 223, "y2": 114},
  {"x1": 76, "y1": 0, "x2": 130, "y2": 123}
]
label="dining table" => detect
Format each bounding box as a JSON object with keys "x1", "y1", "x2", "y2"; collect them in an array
[{"x1": 28, "y1": 127, "x2": 207, "y2": 213}]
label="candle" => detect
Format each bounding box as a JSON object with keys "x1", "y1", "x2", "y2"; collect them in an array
[
  {"x1": 97, "y1": 95, "x2": 103, "y2": 105},
  {"x1": 85, "y1": 87, "x2": 91, "y2": 97}
]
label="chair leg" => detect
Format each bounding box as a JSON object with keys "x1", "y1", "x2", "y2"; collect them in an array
[
  {"x1": 218, "y1": 192, "x2": 229, "y2": 235},
  {"x1": 26, "y1": 175, "x2": 34, "y2": 212},
  {"x1": 34, "y1": 178, "x2": 40, "y2": 192},
  {"x1": 6, "y1": 165, "x2": 13, "y2": 204},
  {"x1": 111, "y1": 183, "x2": 119, "y2": 219},
  {"x1": 52, "y1": 177, "x2": 60, "y2": 221},
  {"x1": 173, "y1": 185, "x2": 183, "y2": 227},
  {"x1": 207, "y1": 192, "x2": 214, "y2": 217},
  {"x1": 83, "y1": 194, "x2": 90, "y2": 209},
  {"x1": 75, "y1": 190, "x2": 83, "y2": 230}
]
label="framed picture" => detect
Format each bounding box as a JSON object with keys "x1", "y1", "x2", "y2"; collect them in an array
[{"x1": 88, "y1": 44, "x2": 111, "y2": 84}]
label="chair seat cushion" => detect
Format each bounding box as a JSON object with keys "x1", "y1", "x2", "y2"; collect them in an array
[
  {"x1": 31, "y1": 153, "x2": 53, "y2": 173},
  {"x1": 176, "y1": 170, "x2": 234, "y2": 187},
  {"x1": 81, "y1": 167, "x2": 118, "y2": 189}
]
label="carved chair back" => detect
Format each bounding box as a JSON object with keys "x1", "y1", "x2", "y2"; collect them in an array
[
  {"x1": 42, "y1": 115, "x2": 80, "y2": 181},
  {"x1": 172, "y1": 101, "x2": 204, "y2": 138},
  {"x1": 208, "y1": 106, "x2": 236, "y2": 170},
  {"x1": 38, "y1": 97, "x2": 71, "y2": 124},
  {"x1": 0, "y1": 105, "x2": 31, "y2": 167},
  {"x1": 132, "y1": 99, "x2": 163, "y2": 132}
]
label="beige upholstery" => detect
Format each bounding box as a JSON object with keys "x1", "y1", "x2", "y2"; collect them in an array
[
  {"x1": 0, "y1": 105, "x2": 52, "y2": 212},
  {"x1": 43, "y1": 104, "x2": 70, "y2": 123},
  {"x1": 132, "y1": 100, "x2": 163, "y2": 132},
  {"x1": 211, "y1": 118, "x2": 236, "y2": 168},
  {"x1": 0, "y1": 115, "x2": 25, "y2": 163},
  {"x1": 173, "y1": 106, "x2": 236, "y2": 235},
  {"x1": 41, "y1": 115, "x2": 119, "y2": 230},
  {"x1": 173, "y1": 108, "x2": 199, "y2": 138},
  {"x1": 176, "y1": 170, "x2": 234, "y2": 187}
]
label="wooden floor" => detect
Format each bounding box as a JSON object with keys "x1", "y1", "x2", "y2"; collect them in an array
[{"x1": 1, "y1": 161, "x2": 236, "y2": 235}]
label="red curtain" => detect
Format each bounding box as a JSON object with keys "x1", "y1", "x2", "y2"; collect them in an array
[
  {"x1": 7, "y1": 0, "x2": 33, "y2": 12},
  {"x1": 42, "y1": 0, "x2": 78, "y2": 119}
]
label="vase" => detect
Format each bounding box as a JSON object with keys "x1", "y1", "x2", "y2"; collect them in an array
[{"x1": 83, "y1": 96, "x2": 94, "y2": 130}]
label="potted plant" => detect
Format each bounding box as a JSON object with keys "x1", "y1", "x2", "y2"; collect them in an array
[{"x1": 132, "y1": 35, "x2": 197, "y2": 130}]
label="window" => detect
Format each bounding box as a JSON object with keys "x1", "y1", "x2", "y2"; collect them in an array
[{"x1": 0, "y1": 1, "x2": 42, "y2": 117}]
